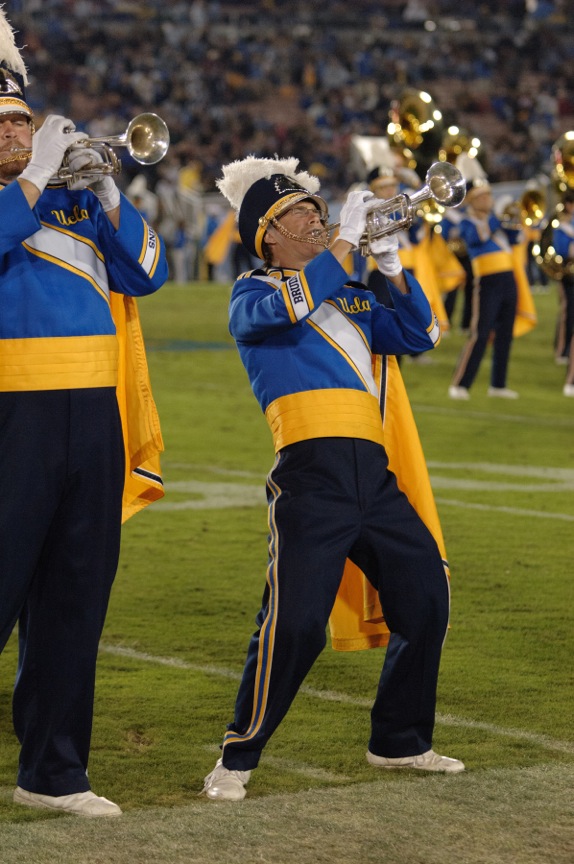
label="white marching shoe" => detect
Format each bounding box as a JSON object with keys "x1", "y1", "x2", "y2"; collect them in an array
[
  {"x1": 202, "y1": 758, "x2": 251, "y2": 801},
  {"x1": 563, "y1": 383, "x2": 574, "y2": 397},
  {"x1": 487, "y1": 386, "x2": 519, "y2": 399},
  {"x1": 13, "y1": 787, "x2": 122, "y2": 817},
  {"x1": 448, "y1": 385, "x2": 470, "y2": 400},
  {"x1": 367, "y1": 749, "x2": 465, "y2": 773}
]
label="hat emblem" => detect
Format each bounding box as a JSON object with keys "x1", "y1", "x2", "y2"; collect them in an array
[
  {"x1": 0, "y1": 68, "x2": 23, "y2": 96},
  {"x1": 273, "y1": 174, "x2": 308, "y2": 196}
]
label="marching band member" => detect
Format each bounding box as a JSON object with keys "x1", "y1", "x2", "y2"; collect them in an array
[
  {"x1": 0, "y1": 11, "x2": 167, "y2": 816},
  {"x1": 449, "y1": 178, "x2": 536, "y2": 400},
  {"x1": 201, "y1": 154, "x2": 464, "y2": 801}
]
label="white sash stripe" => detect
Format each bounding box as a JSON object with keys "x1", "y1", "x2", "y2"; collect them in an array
[
  {"x1": 25, "y1": 225, "x2": 110, "y2": 299},
  {"x1": 428, "y1": 316, "x2": 440, "y2": 345},
  {"x1": 285, "y1": 273, "x2": 311, "y2": 321},
  {"x1": 310, "y1": 302, "x2": 378, "y2": 395},
  {"x1": 140, "y1": 225, "x2": 159, "y2": 274},
  {"x1": 253, "y1": 274, "x2": 284, "y2": 289}
]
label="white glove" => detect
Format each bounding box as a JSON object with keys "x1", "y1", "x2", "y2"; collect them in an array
[
  {"x1": 370, "y1": 231, "x2": 403, "y2": 278},
  {"x1": 67, "y1": 146, "x2": 120, "y2": 211},
  {"x1": 65, "y1": 145, "x2": 101, "y2": 190},
  {"x1": 20, "y1": 115, "x2": 86, "y2": 193},
  {"x1": 337, "y1": 190, "x2": 375, "y2": 248}
]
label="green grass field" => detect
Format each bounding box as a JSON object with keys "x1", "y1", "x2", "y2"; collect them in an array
[{"x1": 0, "y1": 280, "x2": 573, "y2": 863}]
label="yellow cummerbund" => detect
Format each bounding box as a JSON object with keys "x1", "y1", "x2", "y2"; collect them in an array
[
  {"x1": 0, "y1": 335, "x2": 119, "y2": 391},
  {"x1": 265, "y1": 388, "x2": 385, "y2": 452},
  {"x1": 471, "y1": 250, "x2": 514, "y2": 278}
]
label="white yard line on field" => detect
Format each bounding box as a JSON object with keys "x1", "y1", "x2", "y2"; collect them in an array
[
  {"x1": 202, "y1": 744, "x2": 351, "y2": 782},
  {"x1": 152, "y1": 462, "x2": 574, "y2": 518},
  {"x1": 412, "y1": 404, "x2": 574, "y2": 428},
  {"x1": 99, "y1": 644, "x2": 574, "y2": 755},
  {"x1": 434, "y1": 497, "x2": 574, "y2": 521}
]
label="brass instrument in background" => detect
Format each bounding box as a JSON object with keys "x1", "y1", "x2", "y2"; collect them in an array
[
  {"x1": 329, "y1": 162, "x2": 466, "y2": 257},
  {"x1": 439, "y1": 125, "x2": 484, "y2": 166},
  {"x1": 387, "y1": 88, "x2": 445, "y2": 180},
  {"x1": 387, "y1": 88, "x2": 443, "y2": 151},
  {"x1": 551, "y1": 131, "x2": 574, "y2": 193},
  {"x1": 499, "y1": 186, "x2": 547, "y2": 230},
  {"x1": 534, "y1": 202, "x2": 574, "y2": 279},
  {"x1": 532, "y1": 132, "x2": 574, "y2": 279},
  {"x1": 7, "y1": 113, "x2": 170, "y2": 187}
]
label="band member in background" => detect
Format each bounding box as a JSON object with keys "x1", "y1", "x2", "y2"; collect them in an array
[
  {"x1": 0, "y1": 11, "x2": 167, "y2": 817},
  {"x1": 449, "y1": 179, "x2": 535, "y2": 400},
  {"x1": 201, "y1": 154, "x2": 464, "y2": 802}
]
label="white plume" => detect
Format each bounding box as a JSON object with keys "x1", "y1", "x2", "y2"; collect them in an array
[
  {"x1": 216, "y1": 155, "x2": 321, "y2": 212},
  {"x1": 455, "y1": 152, "x2": 487, "y2": 182},
  {"x1": 0, "y1": 6, "x2": 28, "y2": 84}
]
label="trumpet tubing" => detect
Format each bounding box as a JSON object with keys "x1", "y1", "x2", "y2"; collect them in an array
[
  {"x1": 54, "y1": 113, "x2": 170, "y2": 187},
  {"x1": 357, "y1": 162, "x2": 466, "y2": 256}
]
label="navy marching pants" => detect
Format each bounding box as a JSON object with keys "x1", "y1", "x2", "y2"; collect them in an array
[
  {"x1": 0, "y1": 388, "x2": 124, "y2": 795},
  {"x1": 221, "y1": 437, "x2": 450, "y2": 772},
  {"x1": 452, "y1": 270, "x2": 517, "y2": 390}
]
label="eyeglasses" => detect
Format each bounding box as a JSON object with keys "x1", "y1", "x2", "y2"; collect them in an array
[{"x1": 283, "y1": 205, "x2": 328, "y2": 224}]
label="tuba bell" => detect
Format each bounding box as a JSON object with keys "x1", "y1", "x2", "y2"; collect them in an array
[
  {"x1": 532, "y1": 133, "x2": 574, "y2": 279},
  {"x1": 534, "y1": 201, "x2": 574, "y2": 280},
  {"x1": 439, "y1": 125, "x2": 484, "y2": 166},
  {"x1": 551, "y1": 131, "x2": 574, "y2": 193},
  {"x1": 499, "y1": 186, "x2": 547, "y2": 230},
  {"x1": 387, "y1": 88, "x2": 443, "y2": 151}
]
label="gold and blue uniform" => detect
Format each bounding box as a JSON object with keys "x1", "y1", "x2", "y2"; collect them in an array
[
  {"x1": 0, "y1": 179, "x2": 167, "y2": 795},
  {"x1": 221, "y1": 250, "x2": 451, "y2": 770},
  {"x1": 451, "y1": 212, "x2": 521, "y2": 390}
]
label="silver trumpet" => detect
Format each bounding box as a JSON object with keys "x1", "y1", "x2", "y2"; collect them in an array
[
  {"x1": 5, "y1": 113, "x2": 170, "y2": 187},
  {"x1": 331, "y1": 162, "x2": 466, "y2": 256},
  {"x1": 56, "y1": 112, "x2": 170, "y2": 186}
]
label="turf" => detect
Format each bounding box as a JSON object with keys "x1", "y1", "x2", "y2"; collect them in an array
[{"x1": 0, "y1": 280, "x2": 572, "y2": 863}]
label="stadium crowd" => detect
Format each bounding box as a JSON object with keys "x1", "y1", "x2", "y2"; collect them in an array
[{"x1": 9, "y1": 0, "x2": 574, "y2": 199}]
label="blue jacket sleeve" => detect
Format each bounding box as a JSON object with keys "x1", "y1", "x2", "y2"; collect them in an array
[
  {"x1": 371, "y1": 270, "x2": 440, "y2": 355},
  {"x1": 93, "y1": 192, "x2": 168, "y2": 296}
]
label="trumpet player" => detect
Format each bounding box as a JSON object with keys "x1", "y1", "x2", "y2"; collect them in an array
[
  {"x1": 0, "y1": 11, "x2": 167, "y2": 817},
  {"x1": 201, "y1": 155, "x2": 463, "y2": 802}
]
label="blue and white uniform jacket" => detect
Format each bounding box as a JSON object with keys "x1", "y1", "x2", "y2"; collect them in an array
[
  {"x1": 0, "y1": 180, "x2": 167, "y2": 392},
  {"x1": 229, "y1": 249, "x2": 440, "y2": 453},
  {"x1": 459, "y1": 213, "x2": 522, "y2": 280}
]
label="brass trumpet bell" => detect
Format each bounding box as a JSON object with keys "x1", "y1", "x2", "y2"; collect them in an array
[{"x1": 113, "y1": 112, "x2": 171, "y2": 165}]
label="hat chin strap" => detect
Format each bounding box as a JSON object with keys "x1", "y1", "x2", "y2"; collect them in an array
[{"x1": 268, "y1": 216, "x2": 330, "y2": 249}]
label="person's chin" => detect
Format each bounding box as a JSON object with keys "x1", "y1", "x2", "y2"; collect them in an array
[{"x1": 0, "y1": 156, "x2": 29, "y2": 182}]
